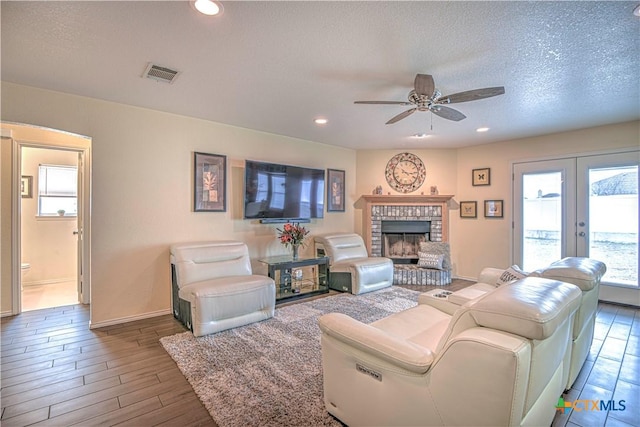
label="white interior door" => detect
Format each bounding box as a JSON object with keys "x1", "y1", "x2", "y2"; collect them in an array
[{"x1": 514, "y1": 150, "x2": 639, "y2": 306}]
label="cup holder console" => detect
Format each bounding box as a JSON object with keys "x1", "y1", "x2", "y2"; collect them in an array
[{"x1": 431, "y1": 290, "x2": 453, "y2": 299}]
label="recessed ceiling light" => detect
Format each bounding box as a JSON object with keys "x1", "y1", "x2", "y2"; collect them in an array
[
  {"x1": 411, "y1": 133, "x2": 431, "y2": 139},
  {"x1": 193, "y1": 0, "x2": 223, "y2": 16},
  {"x1": 314, "y1": 118, "x2": 328, "y2": 125},
  {"x1": 476, "y1": 127, "x2": 490, "y2": 133},
  {"x1": 634, "y1": 4, "x2": 640, "y2": 17}
]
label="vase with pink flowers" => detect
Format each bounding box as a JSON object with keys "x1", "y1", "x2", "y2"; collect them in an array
[{"x1": 277, "y1": 222, "x2": 309, "y2": 260}]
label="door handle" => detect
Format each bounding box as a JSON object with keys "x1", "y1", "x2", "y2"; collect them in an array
[{"x1": 73, "y1": 230, "x2": 79, "y2": 235}]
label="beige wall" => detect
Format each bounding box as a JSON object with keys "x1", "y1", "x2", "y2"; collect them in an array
[
  {"x1": 354, "y1": 148, "x2": 458, "y2": 238},
  {"x1": 453, "y1": 121, "x2": 639, "y2": 279},
  {"x1": 354, "y1": 121, "x2": 639, "y2": 280},
  {"x1": 2, "y1": 81, "x2": 637, "y2": 322},
  {"x1": 1, "y1": 82, "x2": 356, "y2": 326},
  {"x1": 21, "y1": 147, "x2": 78, "y2": 285},
  {"x1": 1, "y1": 133, "x2": 11, "y2": 314}
]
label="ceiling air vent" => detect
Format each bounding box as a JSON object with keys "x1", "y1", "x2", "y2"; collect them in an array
[{"x1": 142, "y1": 63, "x2": 180, "y2": 84}]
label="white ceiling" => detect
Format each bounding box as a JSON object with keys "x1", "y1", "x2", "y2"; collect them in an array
[{"x1": 2, "y1": 1, "x2": 639, "y2": 149}]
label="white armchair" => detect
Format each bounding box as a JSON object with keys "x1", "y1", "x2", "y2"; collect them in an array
[
  {"x1": 170, "y1": 241, "x2": 275, "y2": 337},
  {"x1": 314, "y1": 233, "x2": 393, "y2": 295},
  {"x1": 319, "y1": 277, "x2": 582, "y2": 427}
]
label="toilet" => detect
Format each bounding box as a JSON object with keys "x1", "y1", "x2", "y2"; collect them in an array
[{"x1": 21, "y1": 262, "x2": 31, "y2": 285}]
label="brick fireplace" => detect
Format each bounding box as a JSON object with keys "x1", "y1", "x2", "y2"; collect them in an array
[{"x1": 356, "y1": 194, "x2": 453, "y2": 285}]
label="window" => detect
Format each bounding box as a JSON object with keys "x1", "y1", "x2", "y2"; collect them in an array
[{"x1": 38, "y1": 164, "x2": 77, "y2": 216}]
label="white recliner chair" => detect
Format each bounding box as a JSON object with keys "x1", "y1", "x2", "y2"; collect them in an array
[
  {"x1": 170, "y1": 241, "x2": 276, "y2": 337},
  {"x1": 314, "y1": 233, "x2": 393, "y2": 295},
  {"x1": 319, "y1": 277, "x2": 582, "y2": 427}
]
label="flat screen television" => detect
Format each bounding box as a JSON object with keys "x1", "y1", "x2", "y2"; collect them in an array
[{"x1": 244, "y1": 160, "x2": 325, "y2": 222}]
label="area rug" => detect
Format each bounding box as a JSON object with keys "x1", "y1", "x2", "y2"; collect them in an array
[{"x1": 160, "y1": 286, "x2": 420, "y2": 427}]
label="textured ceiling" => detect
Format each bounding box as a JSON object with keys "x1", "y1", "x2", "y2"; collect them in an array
[{"x1": 1, "y1": 1, "x2": 639, "y2": 149}]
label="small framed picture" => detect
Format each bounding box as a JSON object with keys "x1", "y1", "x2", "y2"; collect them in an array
[
  {"x1": 327, "y1": 169, "x2": 345, "y2": 212},
  {"x1": 459, "y1": 201, "x2": 477, "y2": 218},
  {"x1": 194, "y1": 152, "x2": 227, "y2": 212},
  {"x1": 21, "y1": 176, "x2": 33, "y2": 198},
  {"x1": 484, "y1": 200, "x2": 504, "y2": 218},
  {"x1": 472, "y1": 168, "x2": 491, "y2": 186}
]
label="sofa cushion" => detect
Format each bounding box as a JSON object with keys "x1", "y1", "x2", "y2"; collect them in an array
[
  {"x1": 540, "y1": 257, "x2": 606, "y2": 291},
  {"x1": 331, "y1": 257, "x2": 391, "y2": 273},
  {"x1": 171, "y1": 241, "x2": 252, "y2": 288},
  {"x1": 417, "y1": 252, "x2": 444, "y2": 270},
  {"x1": 419, "y1": 242, "x2": 451, "y2": 270},
  {"x1": 469, "y1": 277, "x2": 582, "y2": 340},
  {"x1": 496, "y1": 265, "x2": 528, "y2": 287},
  {"x1": 372, "y1": 304, "x2": 452, "y2": 350}
]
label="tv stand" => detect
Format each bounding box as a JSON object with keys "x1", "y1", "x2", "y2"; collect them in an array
[
  {"x1": 259, "y1": 218, "x2": 311, "y2": 224},
  {"x1": 259, "y1": 255, "x2": 329, "y2": 303}
]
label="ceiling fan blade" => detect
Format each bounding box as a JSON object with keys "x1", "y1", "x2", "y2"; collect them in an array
[
  {"x1": 414, "y1": 74, "x2": 435, "y2": 96},
  {"x1": 386, "y1": 108, "x2": 416, "y2": 124},
  {"x1": 354, "y1": 101, "x2": 412, "y2": 105},
  {"x1": 431, "y1": 106, "x2": 466, "y2": 121},
  {"x1": 441, "y1": 87, "x2": 505, "y2": 104}
]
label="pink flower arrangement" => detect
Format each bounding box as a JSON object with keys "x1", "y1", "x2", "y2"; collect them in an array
[{"x1": 277, "y1": 222, "x2": 309, "y2": 248}]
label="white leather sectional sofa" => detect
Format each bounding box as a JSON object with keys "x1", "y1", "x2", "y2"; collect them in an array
[
  {"x1": 420, "y1": 257, "x2": 606, "y2": 390},
  {"x1": 319, "y1": 277, "x2": 582, "y2": 426}
]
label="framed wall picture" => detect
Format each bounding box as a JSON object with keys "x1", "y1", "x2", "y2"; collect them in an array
[
  {"x1": 459, "y1": 201, "x2": 477, "y2": 218},
  {"x1": 327, "y1": 168, "x2": 345, "y2": 212},
  {"x1": 472, "y1": 168, "x2": 491, "y2": 186},
  {"x1": 484, "y1": 199, "x2": 504, "y2": 218},
  {"x1": 194, "y1": 152, "x2": 226, "y2": 212},
  {"x1": 21, "y1": 175, "x2": 33, "y2": 198}
]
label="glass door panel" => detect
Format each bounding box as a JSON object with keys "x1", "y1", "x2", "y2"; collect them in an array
[
  {"x1": 521, "y1": 172, "x2": 563, "y2": 271},
  {"x1": 577, "y1": 153, "x2": 639, "y2": 292},
  {"x1": 514, "y1": 159, "x2": 576, "y2": 272}
]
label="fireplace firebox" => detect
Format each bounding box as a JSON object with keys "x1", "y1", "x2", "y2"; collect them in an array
[{"x1": 381, "y1": 220, "x2": 430, "y2": 264}]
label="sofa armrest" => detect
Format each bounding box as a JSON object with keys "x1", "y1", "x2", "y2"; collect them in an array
[
  {"x1": 319, "y1": 313, "x2": 434, "y2": 374},
  {"x1": 478, "y1": 267, "x2": 505, "y2": 286}
]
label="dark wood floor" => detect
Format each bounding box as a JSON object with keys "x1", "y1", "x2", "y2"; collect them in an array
[
  {"x1": 1, "y1": 304, "x2": 215, "y2": 427},
  {"x1": 1, "y1": 279, "x2": 638, "y2": 427}
]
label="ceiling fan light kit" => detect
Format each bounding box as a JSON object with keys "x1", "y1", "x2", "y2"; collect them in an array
[{"x1": 355, "y1": 73, "x2": 505, "y2": 125}]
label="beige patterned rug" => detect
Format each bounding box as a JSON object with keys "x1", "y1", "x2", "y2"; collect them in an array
[{"x1": 160, "y1": 286, "x2": 420, "y2": 427}]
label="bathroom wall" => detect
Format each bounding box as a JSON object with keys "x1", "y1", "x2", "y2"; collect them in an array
[{"x1": 21, "y1": 147, "x2": 78, "y2": 285}]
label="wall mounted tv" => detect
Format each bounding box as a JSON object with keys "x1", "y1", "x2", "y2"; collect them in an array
[{"x1": 244, "y1": 160, "x2": 325, "y2": 223}]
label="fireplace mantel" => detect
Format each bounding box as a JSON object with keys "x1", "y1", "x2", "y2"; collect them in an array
[
  {"x1": 355, "y1": 194, "x2": 454, "y2": 208},
  {"x1": 356, "y1": 194, "x2": 454, "y2": 256}
]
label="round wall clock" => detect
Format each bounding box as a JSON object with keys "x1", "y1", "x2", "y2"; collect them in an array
[{"x1": 385, "y1": 152, "x2": 426, "y2": 193}]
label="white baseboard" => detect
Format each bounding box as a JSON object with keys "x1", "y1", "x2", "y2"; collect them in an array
[
  {"x1": 454, "y1": 275, "x2": 478, "y2": 282},
  {"x1": 89, "y1": 308, "x2": 172, "y2": 329},
  {"x1": 22, "y1": 277, "x2": 76, "y2": 287},
  {"x1": 1, "y1": 310, "x2": 15, "y2": 318}
]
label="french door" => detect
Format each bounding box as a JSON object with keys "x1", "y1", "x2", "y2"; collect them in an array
[{"x1": 514, "y1": 150, "x2": 639, "y2": 306}]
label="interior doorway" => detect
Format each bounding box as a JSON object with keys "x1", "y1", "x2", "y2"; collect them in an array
[
  {"x1": 3, "y1": 122, "x2": 92, "y2": 316},
  {"x1": 20, "y1": 146, "x2": 80, "y2": 311}
]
